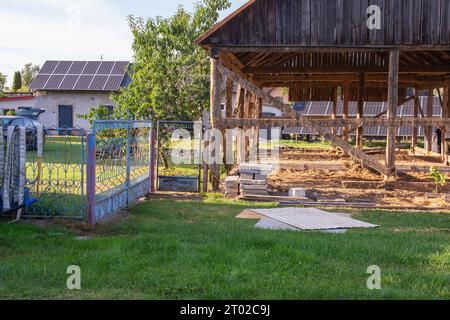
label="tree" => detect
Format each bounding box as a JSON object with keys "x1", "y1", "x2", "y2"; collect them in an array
[
  {"x1": 12, "y1": 71, "x2": 22, "y2": 92},
  {"x1": 21, "y1": 63, "x2": 40, "y2": 88},
  {"x1": 112, "y1": 0, "x2": 231, "y2": 123},
  {"x1": 0, "y1": 72, "x2": 6, "y2": 92}
]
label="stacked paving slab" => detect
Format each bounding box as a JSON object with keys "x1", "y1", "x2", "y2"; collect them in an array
[
  {"x1": 239, "y1": 164, "x2": 274, "y2": 197},
  {"x1": 225, "y1": 176, "x2": 240, "y2": 197}
]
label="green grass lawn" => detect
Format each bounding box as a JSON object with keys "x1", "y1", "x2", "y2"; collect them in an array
[{"x1": 1, "y1": 196, "x2": 449, "y2": 300}]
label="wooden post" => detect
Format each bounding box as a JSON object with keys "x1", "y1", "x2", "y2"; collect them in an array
[
  {"x1": 223, "y1": 78, "x2": 233, "y2": 171},
  {"x1": 235, "y1": 85, "x2": 245, "y2": 164},
  {"x1": 442, "y1": 85, "x2": 449, "y2": 162},
  {"x1": 256, "y1": 97, "x2": 263, "y2": 150},
  {"x1": 209, "y1": 57, "x2": 222, "y2": 191},
  {"x1": 386, "y1": 49, "x2": 399, "y2": 177},
  {"x1": 243, "y1": 90, "x2": 252, "y2": 161},
  {"x1": 412, "y1": 89, "x2": 419, "y2": 152},
  {"x1": 331, "y1": 87, "x2": 338, "y2": 149},
  {"x1": 426, "y1": 88, "x2": 434, "y2": 153},
  {"x1": 342, "y1": 83, "x2": 350, "y2": 142},
  {"x1": 356, "y1": 72, "x2": 365, "y2": 150}
]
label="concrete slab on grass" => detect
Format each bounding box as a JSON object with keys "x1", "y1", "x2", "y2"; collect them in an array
[{"x1": 250, "y1": 208, "x2": 378, "y2": 231}]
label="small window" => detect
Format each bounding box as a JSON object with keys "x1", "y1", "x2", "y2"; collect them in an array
[{"x1": 2, "y1": 109, "x2": 15, "y2": 116}]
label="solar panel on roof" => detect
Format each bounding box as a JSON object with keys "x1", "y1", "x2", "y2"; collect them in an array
[
  {"x1": 82, "y1": 61, "x2": 101, "y2": 74},
  {"x1": 97, "y1": 61, "x2": 115, "y2": 75},
  {"x1": 59, "y1": 75, "x2": 79, "y2": 90},
  {"x1": 39, "y1": 61, "x2": 58, "y2": 74},
  {"x1": 29, "y1": 74, "x2": 50, "y2": 90},
  {"x1": 111, "y1": 61, "x2": 128, "y2": 74},
  {"x1": 104, "y1": 75, "x2": 124, "y2": 91},
  {"x1": 29, "y1": 60, "x2": 129, "y2": 91},
  {"x1": 89, "y1": 76, "x2": 108, "y2": 90},
  {"x1": 68, "y1": 61, "x2": 87, "y2": 74},
  {"x1": 74, "y1": 75, "x2": 94, "y2": 90},
  {"x1": 44, "y1": 75, "x2": 64, "y2": 89},
  {"x1": 54, "y1": 61, "x2": 72, "y2": 74}
]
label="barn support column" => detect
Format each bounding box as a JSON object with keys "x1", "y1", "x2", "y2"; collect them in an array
[
  {"x1": 243, "y1": 90, "x2": 252, "y2": 161},
  {"x1": 426, "y1": 88, "x2": 434, "y2": 153},
  {"x1": 412, "y1": 89, "x2": 419, "y2": 152},
  {"x1": 356, "y1": 72, "x2": 365, "y2": 150},
  {"x1": 442, "y1": 84, "x2": 449, "y2": 162},
  {"x1": 342, "y1": 82, "x2": 350, "y2": 142},
  {"x1": 223, "y1": 78, "x2": 233, "y2": 171},
  {"x1": 210, "y1": 56, "x2": 222, "y2": 191},
  {"x1": 386, "y1": 49, "x2": 399, "y2": 177},
  {"x1": 255, "y1": 97, "x2": 263, "y2": 151},
  {"x1": 235, "y1": 85, "x2": 245, "y2": 164},
  {"x1": 331, "y1": 87, "x2": 338, "y2": 149}
]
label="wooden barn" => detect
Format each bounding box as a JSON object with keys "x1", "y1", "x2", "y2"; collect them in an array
[{"x1": 197, "y1": 0, "x2": 450, "y2": 189}]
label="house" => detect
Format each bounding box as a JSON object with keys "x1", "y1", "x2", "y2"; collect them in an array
[
  {"x1": 0, "y1": 93, "x2": 36, "y2": 115},
  {"x1": 29, "y1": 60, "x2": 131, "y2": 130}
]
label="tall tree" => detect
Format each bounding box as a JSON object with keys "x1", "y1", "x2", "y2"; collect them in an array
[
  {"x1": 12, "y1": 71, "x2": 22, "y2": 92},
  {"x1": 113, "y1": 0, "x2": 231, "y2": 122},
  {"x1": 21, "y1": 63, "x2": 40, "y2": 88},
  {"x1": 0, "y1": 72, "x2": 6, "y2": 92}
]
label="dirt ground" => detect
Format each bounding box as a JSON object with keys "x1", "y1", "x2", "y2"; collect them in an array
[{"x1": 267, "y1": 148, "x2": 450, "y2": 209}]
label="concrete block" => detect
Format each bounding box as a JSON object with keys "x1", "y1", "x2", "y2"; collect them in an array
[
  {"x1": 240, "y1": 184, "x2": 268, "y2": 191},
  {"x1": 289, "y1": 188, "x2": 306, "y2": 198},
  {"x1": 240, "y1": 173, "x2": 254, "y2": 180}
]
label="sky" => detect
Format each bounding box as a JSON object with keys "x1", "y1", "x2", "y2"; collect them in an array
[{"x1": 0, "y1": 0, "x2": 247, "y2": 87}]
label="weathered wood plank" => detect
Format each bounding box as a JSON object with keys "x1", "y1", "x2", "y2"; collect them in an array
[
  {"x1": 218, "y1": 64, "x2": 297, "y2": 118},
  {"x1": 210, "y1": 58, "x2": 222, "y2": 128},
  {"x1": 386, "y1": 49, "x2": 399, "y2": 176}
]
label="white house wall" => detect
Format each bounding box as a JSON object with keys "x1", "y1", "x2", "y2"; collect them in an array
[
  {"x1": 0, "y1": 99, "x2": 36, "y2": 114},
  {"x1": 34, "y1": 91, "x2": 116, "y2": 130}
]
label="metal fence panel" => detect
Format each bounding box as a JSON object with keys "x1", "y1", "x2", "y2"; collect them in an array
[
  {"x1": 88, "y1": 120, "x2": 153, "y2": 224},
  {"x1": 24, "y1": 127, "x2": 85, "y2": 219}
]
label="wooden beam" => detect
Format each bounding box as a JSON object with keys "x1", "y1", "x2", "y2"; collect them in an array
[
  {"x1": 342, "y1": 82, "x2": 350, "y2": 141},
  {"x1": 412, "y1": 89, "x2": 419, "y2": 151},
  {"x1": 444, "y1": 83, "x2": 450, "y2": 164},
  {"x1": 217, "y1": 117, "x2": 450, "y2": 130},
  {"x1": 217, "y1": 64, "x2": 297, "y2": 118},
  {"x1": 216, "y1": 45, "x2": 450, "y2": 53},
  {"x1": 223, "y1": 78, "x2": 234, "y2": 170},
  {"x1": 356, "y1": 72, "x2": 365, "y2": 149},
  {"x1": 254, "y1": 73, "x2": 450, "y2": 83},
  {"x1": 386, "y1": 50, "x2": 399, "y2": 176},
  {"x1": 209, "y1": 57, "x2": 221, "y2": 191},
  {"x1": 210, "y1": 58, "x2": 222, "y2": 128},
  {"x1": 235, "y1": 85, "x2": 245, "y2": 164},
  {"x1": 331, "y1": 87, "x2": 338, "y2": 143},
  {"x1": 244, "y1": 65, "x2": 450, "y2": 75},
  {"x1": 318, "y1": 129, "x2": 388, "y2": 176},
  {"x1": 225, "y1": 78, "x2": 233, "y2": 118},
  {"x1": 426, "y1": 88, "x2": 434, "y2": 152}
]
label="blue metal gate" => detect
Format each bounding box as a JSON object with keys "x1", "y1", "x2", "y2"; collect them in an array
[{"x1": 86, "y1": 120, "x2": 154, "y2": 224}]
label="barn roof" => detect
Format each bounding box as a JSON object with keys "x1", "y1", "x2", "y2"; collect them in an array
[
  {"x1": 198, "y1": 0, "x2": 450, "y2": 48},
  {"x1": 197, "y1": 0, "x2": 450, "y2": 92}
]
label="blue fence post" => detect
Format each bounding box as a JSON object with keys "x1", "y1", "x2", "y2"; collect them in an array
[
  {"x1": 125, "y1": 121, "x2": 131, "y2": 206},
  {"x1": 149, "y1": 125, "x2": 156, "y2": 193},
  {"x1": 86, "y1": 132, "x2": 96, "y2": 225}
]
